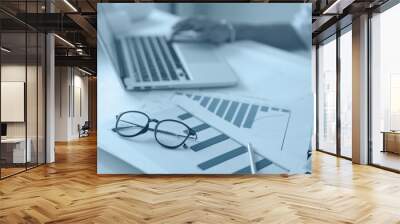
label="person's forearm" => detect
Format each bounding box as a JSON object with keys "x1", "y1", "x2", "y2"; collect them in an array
[{"x1": 233, "y1": 24, "x2": 307, "y2": 50}]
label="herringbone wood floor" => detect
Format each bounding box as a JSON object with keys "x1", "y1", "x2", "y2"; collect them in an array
[{"x1": 1, "y1": 135, "x2": 400, "y2": 224}]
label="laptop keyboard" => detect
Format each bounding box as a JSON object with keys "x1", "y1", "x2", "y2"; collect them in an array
[{"x1": 117, "y1": 35, "x2": 190, "y2": 83}]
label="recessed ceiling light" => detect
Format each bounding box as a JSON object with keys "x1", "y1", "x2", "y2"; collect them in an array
[
  {"x1": 63, "y1": 0, "x2": 78, "y2": 12},
  {"x1": 1, "y1": 47, "x2": 11, "y2": 53},
  {"x1": 54, "y1": 34, "x2": 75, "y2": 48},
  {"x1": 78, "y1": 67, "x2": 93, "y2": 76},
  {"x1": 322, "y1": 0, "x2": 354, "y2": 15}
]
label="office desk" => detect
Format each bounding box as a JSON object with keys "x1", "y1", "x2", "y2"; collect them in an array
[
  {"x1": 382, "y1": 131, "x2": 400, "y2": 154},
  {"x1": 98, "y1": 10, "x2": 313, "y2": 173},
  {"x1": 1, "y1": 138, "x2": 32, "y2": 164}
]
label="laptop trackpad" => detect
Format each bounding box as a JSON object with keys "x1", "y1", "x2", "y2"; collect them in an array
[{"x1": 174, "y1": 43, "x2": 221, "y2": 64}]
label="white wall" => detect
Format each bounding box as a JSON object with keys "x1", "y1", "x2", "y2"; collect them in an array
[
  {"x1": 1, "y1": 63, "x2": 46, "y2": 163},
  {"x1": 1, "y1": 65, "x2": 26, "y2": 139},
  {"x1": 1, "y1": 65, "x2": 39, "y2": 137},
  {"x1": 71, "y1": 73, "x2": 89, "y2": 138},
  {"x1": 55, "y1": 67, "x2": 89, "y2": 141},
  {"x1": 55, "y1": 66, "x2": 68, "y2": 141}
]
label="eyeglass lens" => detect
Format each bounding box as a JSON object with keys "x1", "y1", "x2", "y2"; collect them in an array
[
  {"x1": 155, "y1": 120, "x2": 190, "y2": 148},
  {"x1": 116, "y1": 112, "x2": 148, "y2": 136}
]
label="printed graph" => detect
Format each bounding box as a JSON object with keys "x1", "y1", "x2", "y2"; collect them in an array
[
  {"x1": 172, "y1": 92, "x2": 295, "y2": 172},
  {"x1": 177, "y1": 111, "x2": 276, "y2": 173},
  {"x1": 180, "y1": 93, "x2": 290, "y2": 129}
]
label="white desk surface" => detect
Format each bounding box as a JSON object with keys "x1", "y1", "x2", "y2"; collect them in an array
[
  {"x1": 1, "y1": 138, "x2": 26, "y2": 144},
  {"x1": 98, "y1": 10, "x2": 313, "y2": 173}
]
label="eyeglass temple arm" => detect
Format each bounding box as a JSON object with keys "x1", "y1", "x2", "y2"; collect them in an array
[{"x1": 113, "y1": 120, "x2": 197, "y2": 139}]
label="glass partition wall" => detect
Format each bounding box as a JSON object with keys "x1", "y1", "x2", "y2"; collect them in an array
[
  {"x1": 316, "y1": 26, "x2": 352, "y2": 159},
  {"x1": 0, "y1": 2, "x2": 46, "y2": 179},
  {"x1": 0, "y1": 30, "x2": 27, "y2": 177}
]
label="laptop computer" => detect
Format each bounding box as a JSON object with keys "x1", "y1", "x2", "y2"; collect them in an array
[{"x1": 98, "y1": 6, "x2": 238, "y2": 91}]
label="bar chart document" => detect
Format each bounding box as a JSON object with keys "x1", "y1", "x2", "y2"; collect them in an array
[{"x1": 173, "y1": 92, "x2": 312, "y2": 173}]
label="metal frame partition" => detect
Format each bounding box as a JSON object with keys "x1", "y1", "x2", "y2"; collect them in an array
[{"x1": 0, "y1": 0, "x2": 47, "y2": 180}]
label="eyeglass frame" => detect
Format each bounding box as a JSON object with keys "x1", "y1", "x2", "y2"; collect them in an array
[{"x1": 112, "y1": 110, "x2": 198, "y2": 149}]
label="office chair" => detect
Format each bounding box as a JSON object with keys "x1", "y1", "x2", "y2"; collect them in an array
[{"x1": 79, "y1": 121, "x2": 90, "y2": 138}]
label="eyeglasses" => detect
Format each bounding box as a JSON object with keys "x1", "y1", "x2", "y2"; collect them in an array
[{"x1": 112, "y1": 111, "x2": 197, "y2": 149}]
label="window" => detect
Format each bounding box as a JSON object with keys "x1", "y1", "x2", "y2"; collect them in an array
[
  {"x1": 317, "y1": 35, "x2": 337, "y2": 154},
  {"x1": 370, "y1": 3, "x2": 400, "y2": 171},
  {"x1": 316, "y1": 26, "x2": 353, "y2": 159},
  {"x1": 339, "y1": 27, "x2": 352, "y2": 158}
]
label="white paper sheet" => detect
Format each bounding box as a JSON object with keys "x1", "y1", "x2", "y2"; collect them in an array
[{"x1": 172, "y1": 92, "x2": 313, "y2": 173}]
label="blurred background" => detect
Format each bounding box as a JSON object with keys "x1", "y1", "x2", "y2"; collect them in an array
[
  {"x1": 156, "y1": 3, "x2": 304, "y2": 24},
  {"x1": 99, "y1": 3, "x2": 311, "y2": 58}
]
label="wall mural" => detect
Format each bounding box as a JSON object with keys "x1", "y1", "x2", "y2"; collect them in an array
[{"x1": 97, "y1": 3, "x2": 313, "y2": 174}]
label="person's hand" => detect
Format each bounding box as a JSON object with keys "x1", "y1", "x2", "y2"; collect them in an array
[{"x1": 172, "y1": 18, "x2": 233, "y2": 44}]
